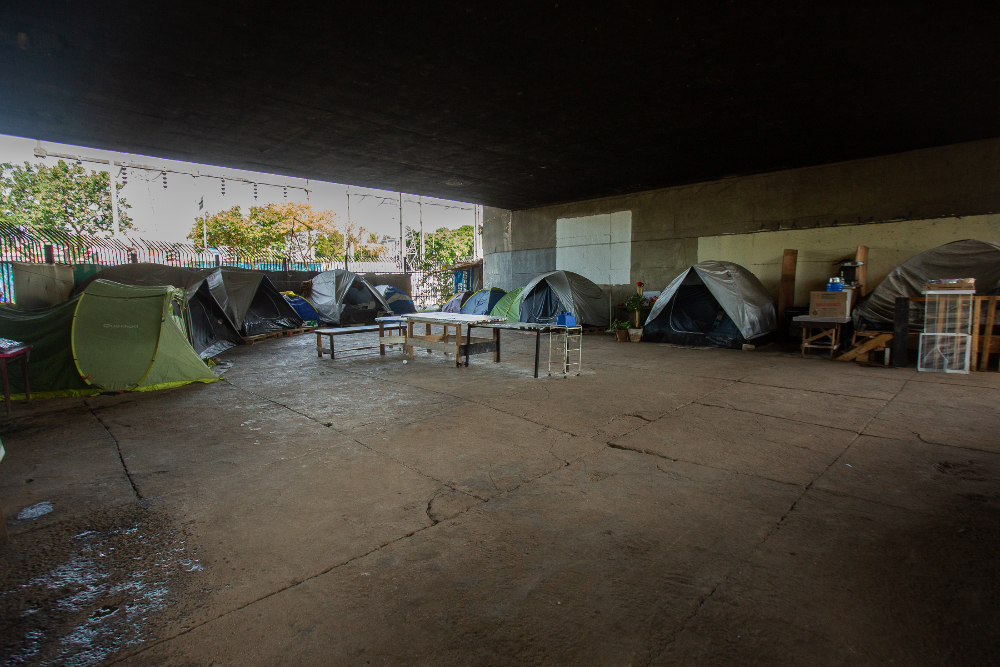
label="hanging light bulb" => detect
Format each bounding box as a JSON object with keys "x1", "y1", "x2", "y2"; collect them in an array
[
  {"x1": 120, "y1": 167, "x2": 127, "y2": 186},
  {"x1": 162, "y1": 171, "x2": 167, "y2": 189},
  {"x1": 221, "y1": 179, "x2": 226, "y2": 196},
  {"x1": 253, "y1": 183, "x2": 258, "y2": 200},
  {"x1": 283, "y1": 186, "x2": 287, "y2": 200}
]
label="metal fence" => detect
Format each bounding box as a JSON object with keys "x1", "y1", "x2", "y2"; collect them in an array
[{"x1": 0, "y1": 223, "x2": 455, "y2": 306}]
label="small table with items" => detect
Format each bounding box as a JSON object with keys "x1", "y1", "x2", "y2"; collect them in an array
[
  {"x1": 0, "y1": 339, "x2": 31, "y2": 416},
  {"x1": 793, "y1": 315, "x2": 852, "y2": 358}
]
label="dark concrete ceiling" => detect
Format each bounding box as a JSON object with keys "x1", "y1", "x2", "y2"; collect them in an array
[{"x1": 1, "y1": 3, "x2": 999, "y2": 210}]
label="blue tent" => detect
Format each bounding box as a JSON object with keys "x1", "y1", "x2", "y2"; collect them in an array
[
  {"x1": 460, "y1": 287, "x2": 507, "y2": 315},
  {"x1": 282, "y1": 293, "x2": 321, "y2": 321},
  {"x1": 375, "y1": 285, "x2": 417, "y2": 314}
]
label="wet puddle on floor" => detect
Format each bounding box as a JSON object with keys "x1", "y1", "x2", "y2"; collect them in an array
[{"x1": 1, "y1": 503, "x2": 199, "y2": 666}]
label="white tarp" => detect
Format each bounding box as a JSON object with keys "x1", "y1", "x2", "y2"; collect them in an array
[
  {"x1": 858, "y1": 239, "x2": 1000, "y2": 325},
  {"x1": 645, "y1": 261, "x2": 777, "y2": 339}
]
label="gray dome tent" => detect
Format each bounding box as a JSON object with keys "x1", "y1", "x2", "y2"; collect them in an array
[
  {"x1": 643, "y1": 261, "x2": 776, "y2": 348},
  {"x1": 309, "y1": 269, "x2": 393, "y2": 325},
  {"x1": 858, "y1": 239, "x2": 1000, "y2": 326},
  {"x1": 219, "y1": 267, "x2": 303, "y2": 336},
  {"x1": 519, "y1": 270, "x2": 609, "y2": 326}
]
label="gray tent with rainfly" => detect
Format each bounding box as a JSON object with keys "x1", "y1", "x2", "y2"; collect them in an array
[
  {"x1": 857, "y1": 239, "x2": 1000, "y2": 327},
  {"x1": 643, "y1": 261, "x2": 777, "y2": 348},
  {"x1": 519, "y1": 270, "x2": 610, "y2": 326},
  {"x1": 219, "y1": 267, "x2": 303, "y2": 336},
  {"x1": 307, "y1": 269, "x2": 393, "y2": 325}
]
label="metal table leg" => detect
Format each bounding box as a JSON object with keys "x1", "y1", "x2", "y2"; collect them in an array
[
  {"x1": 534, "y1": 329, "x2": 541, "y2": 378},
  {"x1": 465, "y1": 326, "x2": 472, "y2": 367}
]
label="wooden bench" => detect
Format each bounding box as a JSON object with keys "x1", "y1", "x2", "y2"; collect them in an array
[{"x1": 315, "y1": 323, "x2": 405, "y2": 359}]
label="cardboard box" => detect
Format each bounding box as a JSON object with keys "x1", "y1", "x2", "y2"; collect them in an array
[
  {"x1": 809, "y1": 289, "x2": 854, "y2": 318},
  {"x1": 922, "y1": 278, "x2": 976, "y2": 291}
]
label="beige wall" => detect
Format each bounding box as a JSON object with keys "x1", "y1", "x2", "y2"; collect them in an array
[
  {"x1": 484, "y1": 138, "x2": 1000, "y2": 297},
  {"x1": 698, "y1": 214, "x2": 1000, "y2": 306}
]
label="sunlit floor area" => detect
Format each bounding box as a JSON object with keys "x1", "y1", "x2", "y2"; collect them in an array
[{"x1": 2, "y1": 332, "x2": 998, "y2": 666}]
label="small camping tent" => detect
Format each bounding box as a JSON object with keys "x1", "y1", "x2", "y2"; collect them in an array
[
  {"x1": 519, "y1": 271, "x2": 609, "y2": 326},
  {"x1": 441, "y1": 291, "x2": 472, "y2": 313},
  {"x1": 308, "y1": 270, "x2": 393, "y2": 325},
  {"x1": 282, "y1": 293, "x2": 321, "y2": 322},
  {"x1": 490, "y1": 287, "x2": 524, "y2": 322},
  {"x1": 643, "y1": 261, "x2": 777, "y2": 348},
  {"x1": 857, "y1": 239, "x2": 1000, "y2": 326},
  {"x1": 375, "y1": 285, "x2": 417, "y2": 314},
  {"x1": 0, "y1": 280, "x2": 218, "y2": 397},
  {"x1": 75, "y1": 263, "x2": 243, "y2": 358},
  {"x1": 460, "y1": 287, "x2": 507, "y2": 315},
  {"x1": 219, "y1": 267, "x2": 303, "y2": 336}
]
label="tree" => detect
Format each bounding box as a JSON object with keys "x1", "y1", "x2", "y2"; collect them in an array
[
  {"x1": 0, "y1": 160, "x2": 133, "y2": 236},
  {"x1": 265, "y1": 202, "x2": 339, "y2": 263},
  {"x1": 188, "y1": 202, "x2": 386, "y2": 264},
  {"x1": 408, "y1": 225, "x2": 476, "y2": 304},
  {"x1": 421, "y1": 225, "x2": 475, "y2": 268}
]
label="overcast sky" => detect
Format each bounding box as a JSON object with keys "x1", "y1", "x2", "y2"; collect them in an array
[{"x1": 0, "y1": 134, "x2": 480, "y2": 244}]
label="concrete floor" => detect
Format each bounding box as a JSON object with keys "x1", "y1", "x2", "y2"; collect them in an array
[{"x1": 1, "y1": 330, "x2": 998, "y2": 666}]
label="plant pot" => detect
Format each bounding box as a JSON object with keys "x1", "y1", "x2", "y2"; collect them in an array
[
  {"x1": 615, "y1": 330, "x2": 630, "y2": 342},
  {"x1": 628, "y1": 328, "x2": 643, "y2": 342}
]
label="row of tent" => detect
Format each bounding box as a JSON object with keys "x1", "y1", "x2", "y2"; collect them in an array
[
  {"x1": 438, "y1": 268, "x2": 777, "y2": 349},
  {"x1": 2, "y1": 238, "x2": 994, "y2": 400},
  {"x1": 70, "y1": 265, "x2": 418, "y2": 359},
  {"x1": 438, "y1": 239, "x2": 1000, "y2": 349},
  {"x1": 0, "y1": 266, "x2": 409, "y2": 398}
]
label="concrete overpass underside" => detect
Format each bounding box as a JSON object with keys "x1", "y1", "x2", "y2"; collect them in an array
[{"x1": 2, "y1": 4, "x2": 999, "y2": 211}]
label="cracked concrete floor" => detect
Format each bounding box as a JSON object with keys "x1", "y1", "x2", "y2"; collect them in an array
[{"x1": 1, "y1": 330, "x2": 999, "y2": 666}]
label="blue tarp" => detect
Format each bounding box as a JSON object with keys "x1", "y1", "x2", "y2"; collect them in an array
[
  {"x1": 375, "y1": 285, "x2": 417, "y2": 314},
  {"x1": 282, "y1": 294, "x2": 320, "y2": 321}
]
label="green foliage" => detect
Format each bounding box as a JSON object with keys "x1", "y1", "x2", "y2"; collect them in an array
[
  {"x1": 188, "y1": 202, "x2": 385, "y2": 264},
  {"x1": 609, "y1": 319, "x2": 631, "y2": 331},
  {"x1": 625, "y1": 293, "x2": 650, "y2": 312},
  {"x1": 0, "y1": 160, "x2": 133, "y2": 236},
  {"x1": 420, "y1": 225, "x2": 475, "y2": 269},
  {"x1": 407, "y1": 225, "x2": 475, "y2": 305}
]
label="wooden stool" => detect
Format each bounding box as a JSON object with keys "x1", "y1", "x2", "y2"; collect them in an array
[{"x1": 0, "y1": 345, "x2": 31, "y2": 417}]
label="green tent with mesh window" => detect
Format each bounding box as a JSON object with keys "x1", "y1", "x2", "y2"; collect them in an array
[
  {"x1": 489, "y1": 287, "x2": 524, "y2": 322},
  {"x1": 0, "y1": 280, "x2": 218, "y2": 398}
]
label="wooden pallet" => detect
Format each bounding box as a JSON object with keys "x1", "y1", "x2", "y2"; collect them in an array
[{"x1": 243, "y1": 326, "x2": 316, "y2": 345}]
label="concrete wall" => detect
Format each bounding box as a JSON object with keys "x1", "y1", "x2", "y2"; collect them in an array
[
  {"x1": 483, "y1": 138, "x2": 1000, "y2": 305},
  {"x1": 12, "y1": 263, "x2": 75, "y2": 308},
  {"x1": 698, "y1": 214, "x2": 1000, "y2": 305}
]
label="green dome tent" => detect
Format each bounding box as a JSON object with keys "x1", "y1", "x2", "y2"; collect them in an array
[
  {"x1": 489, "y1": 287, "x2": 524, "y2": 322},
  {"x1": 0, "y1": 280, "x2": 218, "y2": 398}
]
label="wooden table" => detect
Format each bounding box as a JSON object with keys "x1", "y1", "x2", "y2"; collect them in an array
[
  {"x1": 378, "y1": 316, "x2": 581, "y2": 377},
  {"x1": 793, "y1": 316, "x2": 851, "y2": 357},
  {"x1": 0, "y1": 344, "x2": 31, "y2": 417},
  {"x1": 377, "y1": 314, "x2": 502, "y2": 368}
]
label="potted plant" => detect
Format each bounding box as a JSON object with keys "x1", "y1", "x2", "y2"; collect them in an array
[
  {"x1": 625, "y1": 281, "x2": 647, "y2": 342},
  {"x1": 609, "y1": 319, "x2": 631, "y2": 342}
]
